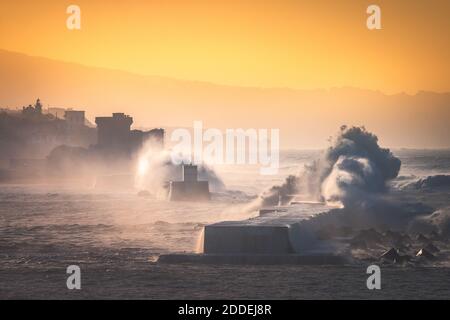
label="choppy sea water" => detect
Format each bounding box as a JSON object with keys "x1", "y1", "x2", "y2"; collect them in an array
[{"x1": 1, "y1": 149, "x2": 450, "y2": 299}]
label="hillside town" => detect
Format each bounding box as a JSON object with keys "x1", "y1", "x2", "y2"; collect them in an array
[{"x1": 0, "y1": 99, "x2": 164, "y2": 183}]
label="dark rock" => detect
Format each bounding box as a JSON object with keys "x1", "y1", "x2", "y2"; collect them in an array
[
  {"x1": 397, "y1": 244, "x2": 411, "y2": 253},
  {"x1": 429, "y1": 230, "x2": 441, "y2": 241},
  {"x1": 416, "y1": 248, "x2": 436, "y2": 260},
  {"x1": 416, "y1": 233, "x2": 430, "y2": 244},
  {"x1": 354, "y1": 228, "x2": 384, "y2": 247},
  {"x1": 380, "y1": 248, "x2": 400, "y2": 262},
  {"x1": 385, "y1": 230, "x2": 401, "y2": 240},
  {"x1": 402, "y1": 233, "x2": 413, "y2": 243},
  {"x1": 384, "y1": 230, "x2": 411, "y2": 247},
  {"x1": 424, "y1": 243, "x2": 440, "y2": 253},
  {"x1": 396, "y1": 254, "x2": 413, "y2": 264},
  {"x1": 349, "y1": 239, "x2": 367, "y2": 250}
]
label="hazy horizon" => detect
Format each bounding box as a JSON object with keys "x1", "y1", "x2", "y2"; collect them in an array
[
  {"x1": 2, "y1": 47, "x2": 450, "y2": 96},
  {"x1": 1, "y1": 48, "x2": 450, "y2": 149}
]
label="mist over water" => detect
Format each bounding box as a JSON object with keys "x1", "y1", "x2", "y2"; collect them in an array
[
  {"x1": 1, "y1": 144, "x2": 450, "y2": 298},
  {"x1": 135, "y1": 140, "x2": 225, "y2": 197}
]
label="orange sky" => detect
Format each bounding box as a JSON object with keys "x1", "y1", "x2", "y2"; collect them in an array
[{"x1": 0, "y1": 0, "x2": 449, "y2": 94}]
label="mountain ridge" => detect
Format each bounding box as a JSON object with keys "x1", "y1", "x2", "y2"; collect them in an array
[
  {"x1": 2, "y1": 48, "x2": 449, "y2": 97},
  {"x1": 1, "y1": 48, "x2": 449, "y2": 149}
]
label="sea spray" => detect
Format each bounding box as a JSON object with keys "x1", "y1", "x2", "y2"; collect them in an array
[
  {"x1": 195, "y1": 228, "x2": 205, "y2": 253},
  {"x1": 135, "y1": 139, "x2": 225, "y2": 197},
  {"x1": 254, "y1": 125, "x2": 401, "y2": 209},
  {"x1": 243, "y1": 125, "x2": 433, "y2": 244}
]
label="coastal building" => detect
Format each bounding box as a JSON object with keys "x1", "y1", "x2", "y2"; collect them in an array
[
  {"x1": 64, "y1": 110, "x2": 85, "y2": 128},
  {"x1": 21, "y1": 99, "x2": 43, "y2": 117},
  {"x1": 95, "y1": 113, "x2": 133, "y2": 150},
  {"x1": 131, "y1": 128, "x2": 165, "y2": 151},
  {"x1": 47, "y1": 107, "x2": 66, "y2": 119},
  {"x1": 168, "y1": 164, "x2": 210, "y2": 201},
  {"x1": 95, "y1": 113, "x2": 164, "y2": 156}
]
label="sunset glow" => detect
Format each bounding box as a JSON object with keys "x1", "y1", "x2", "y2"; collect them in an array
[{"x1": 1, "y1": 0, "x2": 449, "y2": 94}]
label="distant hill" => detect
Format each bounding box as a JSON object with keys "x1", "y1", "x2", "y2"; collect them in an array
[{"x1": 1, "y1": 49, "x2": 449, "y2": 149}]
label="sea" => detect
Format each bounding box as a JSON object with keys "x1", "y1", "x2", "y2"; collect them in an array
[{"x1": 1, "y1": 149, "x2": 450, "y2": 299}]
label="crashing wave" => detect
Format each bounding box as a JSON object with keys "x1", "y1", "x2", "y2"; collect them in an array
[{"x1": 255, "y1": 125, "x2": 401, "y2": 209}]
